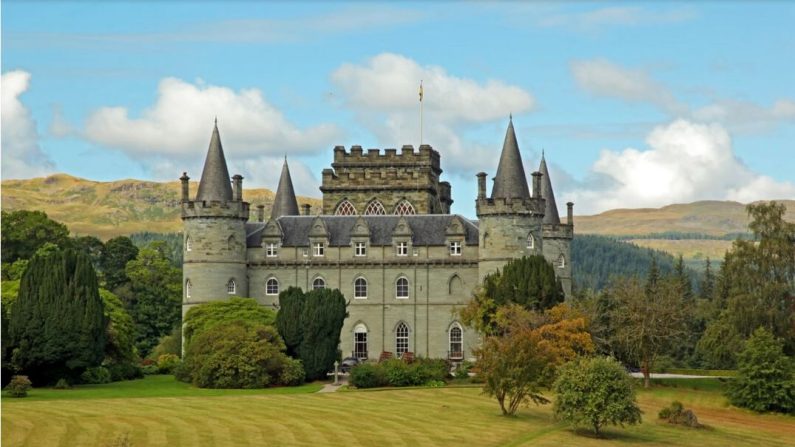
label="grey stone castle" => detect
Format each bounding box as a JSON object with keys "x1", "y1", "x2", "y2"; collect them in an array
[{"x1": 180, "y1": 118, "x2": 573, "y2": 361}]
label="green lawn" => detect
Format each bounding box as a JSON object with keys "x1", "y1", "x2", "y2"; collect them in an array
[{"x1": 3, "y1": 376, "x2": 793, "y2": 447}]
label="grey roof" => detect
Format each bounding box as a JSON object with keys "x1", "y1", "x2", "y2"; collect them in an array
[
  {"x1": 539, "y1": 154, "x2": 560, "y2": 224},
  {"x1": 270, "y1": 159, "x2": 300, "y2": 219},
  {"x1": 195, "y1": 122, "x2": 233, "y2": 202},
  {"x1": 491, "y1": 118, "x2": 531, "y2": 200},
  {"x1": 246, "y1": 215, "x2": 479, "y2": 248}
]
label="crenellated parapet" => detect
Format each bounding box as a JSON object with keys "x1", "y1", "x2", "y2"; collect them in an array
[
  {"x1": 475, "y1": 196, "x2": 545, "y2": 217},
  {"x1": 542, "y1": 223, "x2": 573, "y2": 239},
  {"x1": 181, "y1": 198, "x2": 250, "y2": 220},
  {"x1": 331, "y1": 144, "x2": 441, "y2": 172}
]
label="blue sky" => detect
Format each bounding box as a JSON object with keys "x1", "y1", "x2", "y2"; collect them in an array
[{"x1": 3, "y1": 1, "x2": 794, "y2": 217}]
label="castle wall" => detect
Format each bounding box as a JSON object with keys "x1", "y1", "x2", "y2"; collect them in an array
[{"x1": 542, "y1": 224, "x2": 574, "y2": 299}]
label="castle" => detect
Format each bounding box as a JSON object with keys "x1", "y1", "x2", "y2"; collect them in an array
[{"x1": 180, "y1": 118, "x2": 573, "y2": 361}]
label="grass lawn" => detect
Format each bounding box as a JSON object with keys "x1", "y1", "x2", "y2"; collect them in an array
[{"x1": 3, "y1": 376, "x2": 793, "y2": 447}]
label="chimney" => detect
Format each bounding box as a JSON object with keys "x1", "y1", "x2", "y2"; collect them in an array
[
  {"x1": 180, "y1": 172, "x2": 190, "y2": 202},
  {"x1": 302, "y1": 204, "x2": 312, "y2": 216},
  {"x1": 476, "y1": 172, "x2": 487, "y2": 199},
  {"x1": 567, "y1": 202, "x2": 574, "y2": 225},
  {"x1": 256, "y1": 205, "x2": 265, "y2": 222},
  {"x1": 531, "y1": 171, "x2": 542, "y2": 198},
  {"x1": 231, "y1": 174, "x2": 243, "y2": 201}
]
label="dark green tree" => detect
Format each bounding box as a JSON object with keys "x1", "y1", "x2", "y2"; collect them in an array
[
  {"x1": 297, "y1": 288, "x2": 348, "y2": 381},
  {"x1": 100, "y1": 236, "x2": 139, "y2": 291},
  {"x1": 8, "y1": 248, "x2": 106, "y2": 384},
  {"x1": 645, "y1": 255, "x2": 660, "y2": 298},
  {"x1": 1, "y1": 210, "x2": 70, "y2": 264},
  {"x1": 727, "y1": 327, "x2": 794, "y2": 413},
  {"x1": 484, "y1": 255, "x2": 564, "y2": 310},
  {"x1": 674, "y1": 254, "x2": 693, "y2": 300},
  {"x1": 275, "y1": 287, "x2": 307, "y2": 357},
  {"x1": 183, "y1": 297, "x2": 276, "y2": 350},
  {"x1": 72, "y1": 235, "x2": 105, "y2": 273},
  {"x1": 700, "y1": 257, "x2": 715, "y2": 300}
]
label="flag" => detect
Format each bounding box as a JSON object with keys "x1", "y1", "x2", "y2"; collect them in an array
[{"x1": 419, "y1": 81, "x2": 423, "y2": 102}]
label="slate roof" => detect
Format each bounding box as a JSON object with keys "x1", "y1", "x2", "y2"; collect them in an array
[
  {"x1": 270, "y1": 159, "x2": 300, "y2": 219},
  {"x1": 246, "y1": 215, "x2": 479, "y2": 248},
  {"x1": 195, "y1": 122, "x2": 233, "y2": 202},
  {"x1": 539, "y1": 154, "x2": 561, "y2": 225},
  {"x1": 491, "y1": 118, "x2": 531, "y2": 200}
]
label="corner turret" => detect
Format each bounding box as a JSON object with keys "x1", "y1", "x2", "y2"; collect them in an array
[
  {"x1": 538, "y1": 152, "x2": 574, "y2": 298},
  {"x1": 271, "y1": 158, "x2": 300, "y2": 219}
]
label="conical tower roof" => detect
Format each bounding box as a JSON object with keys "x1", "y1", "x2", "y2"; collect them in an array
[
  {"x1": 491, "y1": 118, "x2": 530, "y2": 200},
  {"x1": 270, "y1": 158, "x2": 300, "y2": 219},
  {"x1": 539, "y1": 153, "x2": 560, "y2": 224},
  {"x1": 195, "y1": 121, "x2": 233, "y2": 202}
]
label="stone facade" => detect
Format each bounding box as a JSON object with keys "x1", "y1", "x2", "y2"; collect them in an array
[{"x1": 181, "y1": 119, "x2": 573, "y2": 362}]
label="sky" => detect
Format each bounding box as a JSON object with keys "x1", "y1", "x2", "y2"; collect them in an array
[{"x1": 2, "y1": 1, "x2": 795, "y2": 218}]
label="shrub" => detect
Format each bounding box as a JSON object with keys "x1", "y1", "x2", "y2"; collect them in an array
[
  {"x1": 182, "y1": 297, "x2": 276, "y2": 350},
  {"x1": 382, "y1": 359, "x2": 413, "y2": 386},
  {"x1": 54, "y1": 378, "x2": 71, "y2": 389},
  {"x1": 554, "y1": 357, "x2": 642, "y2": 435},
  {"x1": 149, "y1": 326, "x2": 181, "y2": 360},
  {"x1": 349, "y1": 363, "x2": 388, "y2": 388},
  {"x1": 141, "y1": 365, "x2": 160, "y2": 375},
  {"x1": 726, "y1": 328, "x2": 795, "y2": 413},
  {"x1": 659, "y1": 401, "x2": 702, "y2": 428},
  {"x1": 278, "y1": 358, "x2": 306, "y2": 386},
  {"x1": 81, "y1": 366, "x2": 112, "y2": 384},
  {"x1": 414, "y1": 358, "x2": 450, "y2": 383},
  {"x1": 157, "y1": 354, "x2": 180, "y2": 374},
  {"x1": 5, "y1": 375, "x2": 32, "y2": 397},
  {"x1": 106, "y1": 361, "x2": 143, "y2": 381},
  {"x1": 455, "y1": 361, "x2": 473, "y2": 380}
]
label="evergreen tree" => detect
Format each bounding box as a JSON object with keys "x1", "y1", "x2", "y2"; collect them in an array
[
  {"x1": 8, "y1": 248, "x2": 106, "y2": 384},
  {"x1": 674, "y1": 255, "x2": 693, "y2": 300},
  {"x1": 297, "y1": 288, "x2": 347, "y2": 381},
  {"x1": 275, "y1": 287, "x2": 306, "y2": 357},
  {"x1": 727, "y1": 328, "x2": 794, "y2": 413},
  {"x1": 100, "y1": 236, "x2": 139, "y2": 291},
  {"x1": 1, "y1": 210, "x2": 71, "y2": 264},
  {"x1": 645, "y1": 255, "x2": 660, "y2": 298},
  {"x1": 700, "y1": 257, "x2": 715, "y2": 300},
  {"x1": 483, "y1": 255, "x2": 564, "y2": 311}
]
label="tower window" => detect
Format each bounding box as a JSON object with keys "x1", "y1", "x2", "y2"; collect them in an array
[
  {"x1": 355, "y1": 242, "x2": 367, "y2": 257},
  {"x1": 312, "y1": 277, "x2": 326, "y2": 290},
  {"x1": 313, "y1": 242, "x2": 325, "y2": 257},
  {"x1": 334, "y1": 200, "x2": 357, "y2": 216},
  {"x1": 185, "y1": 236, "x2": 192, "y2": 252},
  {"x1": 527, "y1": 233, "x2": 535, "y2": 249},
  {"x1": 266, "y1": 243, "x2": 278, "y2": 257},
  {"x1": 394, "y1": 200, "x2": 416, "y2": 215},
  {"x1": 449, "y1": 241, "x2": 462, "y2": 256},
  {"x1": 558, "y1": 255, "x2": 566, "y2": 269},
  {"x1": 396, "y1": 322, "x2": 410, "y2": 357},
  {"x1": 227, "y1": 279, "x2": 236, "y2": 295},
  {"x1": 396, "y1": 277, "x2": 409, "y2": 299},
  {"x1": 364, "y1": 200, "x2": 386, "y2": 215},
  {"x1": 396, "y1": 242, "x2": 408, "y2": 256},
  {"x1": 266, "y1": 278, "x2": 279, "y2": 295},
  {"x1": 354, "y1": 277, "x2": 368, "y2": 299},
  {"x1": 185, "y1": 279, "x2": 192, "y2": 299}
]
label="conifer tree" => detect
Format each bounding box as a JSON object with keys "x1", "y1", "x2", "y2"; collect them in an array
[
  {"x1": 275, "y1": 287, "x2": 307, "y2": 357},
  {"x1": 298, "y1": 288, "x2": 347, "y2": 381},
  {"x1": 700, "y1": 257, "x2": 715, "y2": 300}
]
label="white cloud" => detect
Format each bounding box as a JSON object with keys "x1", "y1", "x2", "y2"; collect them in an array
[
  {"x1": 331, "y1": 53, "x2": 535, "y2": 172},
  {"x1": 534, "y1": 6, "x2": 696, "y2": 31},
  {"x1": 84, "y1": 77, "x2": 342, "y2": 160},
  {"x1": 1, "y1": 70, "x2": 56, "y2": 179},
  {"x1": 566, "y1": 120, "x2": 795, "y2": 214}
]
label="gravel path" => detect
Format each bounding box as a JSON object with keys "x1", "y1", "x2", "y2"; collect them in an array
[{"x1": 630, "y1": 372, "x2": 728, "y2": 379}]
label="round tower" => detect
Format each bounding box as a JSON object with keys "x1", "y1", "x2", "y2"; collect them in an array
[{"x1": 181, "y1": 122, "x2": 249, "y2": 320}]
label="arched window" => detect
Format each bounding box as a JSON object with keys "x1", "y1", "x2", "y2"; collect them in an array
[
  {"x1": 334, "y1": 200, "x2": 357, "y2": 216},
  {"x1": 558, "y1": 255, "x2": 566, "y2": 269},
  {"x1": 185, "y1": 236, "x2": 192, "y2": 252},
  {"x1": 395, "y1": 277, "x2": 409, "y2": 299},
  {"x1": 312, "y1": 277, "x2": 326, "y2": 290},
  {"x1": 354, "y1": 323, "x2": 368, "y2": 359},
  {"x1": 393, "y1": 200, "x2": 416, "y2": 215},
  {"x1": 185, "y1": 279, "x2": 192, "y2": 299},
  {"x1": 266, "y1": 278, "x2": 279, "y2": 295},
  {"x1": 448, "y1": 275, "x2": 463, "y2": 295},
  {"x1": 449, "y1": 324, "x2": 463, "y2": 359},
  {"x1": 527, "y1": 233, "x2": 535, "y2": 249},
  {"x1": 354, "y1": 277, "x2": 368, "y2": 299},
  {"x1": 227, "y1": 279, "x2": 236, "y2": 295},
  {"x1": 364, "y1": 200, "x2": 386, "y2": 215},
  {"x1": 395, "y1": 322, "x2": 410, "y2": 357}
]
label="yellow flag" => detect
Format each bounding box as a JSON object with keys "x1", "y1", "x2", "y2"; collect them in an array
[{"x1": 419, "y1": 81, "x2": 423, "y2": 102}]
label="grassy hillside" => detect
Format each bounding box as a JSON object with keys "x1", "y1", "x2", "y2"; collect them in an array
[{"x1": 1, "y1": 174, "x2": 321, "y2": 240}]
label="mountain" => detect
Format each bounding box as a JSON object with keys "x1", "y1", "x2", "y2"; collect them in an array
[{"x1": 1, "y1": 174, "x2": 321, "y2": 240}]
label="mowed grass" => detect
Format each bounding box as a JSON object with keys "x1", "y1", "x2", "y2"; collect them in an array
[{"x1": 3, "y1": 377, "x2": 794, "y2": 447}]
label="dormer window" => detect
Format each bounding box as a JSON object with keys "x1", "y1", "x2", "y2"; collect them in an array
[
  {"x1": 266, "y1": 243, "x2": 278, "y2": 257},
  {"x1": 313, "y1": 242, "x2": 325, "y2": 257},
  {"x1": 449, "y1": 241, "x2": 462, "y2": 256},
  {"x1": 355, "y1": 242, "x2": 367, "y2": 257},
  {"x1": 396, "y1": 241, "x2": 408, "y2": 256}
]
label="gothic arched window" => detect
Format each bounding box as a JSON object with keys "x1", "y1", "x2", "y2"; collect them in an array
[
  {"x1": 227, "y1": 279, "x2": 236, "y2": 294},
  {"x1": 527, "y1": 233, "x2": 535, "y2": 249},
  {"x1": 393, "y1": 200, "x2": 416, "y2": 215},
  {"x1": 185, "y1": 279, "x2": 192, "y2": 299},
  {"x1": 449, "y1": 323, "x2": 463, "y2": 360},
  {"x1": 396, "y1": 322, "x2": 410, "y2": 356},
  {"x1": 334, "y1": 200, "x2": 357, "y2": 216},
  {"x1": 364, "y1": 200, "x2": 386, "y2": 215},
  {"x1": 185, "y1": 236, "x2": 192, "y2": 252},
  {"x1": 558, "y1": 255, "x2": 566, "y2": 269}
]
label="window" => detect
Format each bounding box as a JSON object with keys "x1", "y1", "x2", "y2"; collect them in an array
[
  {"x1": 394, "y1": 200, "x2": 416, "y2": 215},
  {"x1": 354, "y1": 277, "x2": 368, "y2": 299},
  {"x1": 355, "y1": 242, "x2": 367, "y2": 257},
  {"x1": 313, "y1": 242, "x2": 325, "y2": 257},
  {"x1": 558, "y1": 255, "x2": 566, "y2": 269},
  {"x1": 266, "y1": 243, "x2": 278, "y2": 257},
  {"x1": 396, "y1": 241, "x2": 408, "y2": 256},
  {"x1": 312, "y1": 277, "x2": 326, "y2": 290},
  {"x1": 364, "y1": 200, "x2": 386, "y2": 215},
  {"x1": 334, "y1": 200, "x2": 357, "y2": 216},
  {"x1": 396, "y1": 322, "x2": 409, "y2": 356},
  {"x1": 354, "y1": 324, "x2": 368, "y2": 359},
  {"x1": 449, "y1": 241, "x2": 462, "y2": 256},
  {"x1": 185, "y1": 236, "x2": 192, "y2": 252},
  {"x1": 227, "y1": 279, "x2": 236, "y2": 295},
  {"x1": 527, "y1": 233, "x2": 535, "y2": 249},
  {"x1": 449, "y1": 324, "x2": 463, "y2": 359},
  {"x1": 396, "y1": 277, "x2": 409, "y2": 299},
  {"x1": 266, "y1": 278, "x2": 279, "y2": 295},
  {"x1": 185, "y1": 279, "x2": 192, "y2": 299}
]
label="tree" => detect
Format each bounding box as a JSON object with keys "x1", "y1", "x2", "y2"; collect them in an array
[
  {"x1": 124, "y1": 241, "x2": 181, "y2": 355},
  {"x1": 726, "y1": 327, "x2": 794, "y2": 413},
  {"x1": 700, "y1": 257, "x2": 715, "y2": 300},
  {"x1": 609, "y1": 276, "x2": 689, "y2": 388},
  {"x1": 100, "y1": 236, "x2": 139, "y2": 291},
  {"x1": 475, "y1": 304, "x2": 593, "y2": 415},
  {"x1": 554, "y1": 357, "x2": 642, "y2": 435},
  {"x1": 183, "y1": 297, "x2": 276, "y2": 350},
  {"x1": 8, "y1": 248, "x2": 106, "y2": 384},
  {"x1": 696, "y1": 311, "x2": 744, "y2": 369},
  {"x1": 72, "y1": 235, "x2": 105, "y2": 273},
  {"x1": 1, "y1": 210, "x2": 70, "y2": 264},
  {"x1": 297, "y1": 288, "x2": 348, "y2": 381},
  {"x1": 674, "y1": 255, "x2": 693, "y2": 301},
  {"x1": 275, "y1": 287, "x2": 306, "y2": 357},
  {"x1": 99, "y1": 289, "x2": 140, "y2": 380}
]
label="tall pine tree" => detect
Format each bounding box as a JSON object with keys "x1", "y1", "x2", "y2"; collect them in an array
[
  {"x1": 298, "y1": 288, "x2": 347, "y2": 381},
  {"x1": 275, "y1": 287, "x2": 306, "y2": 358}
]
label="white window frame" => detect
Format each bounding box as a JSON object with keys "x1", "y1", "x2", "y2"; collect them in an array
[
  {"x1": 558, "y1": 255, "x2": 566, "y2": 269},
  {"x1": 266, "y1": 278, "x2": 279, "y2": 295},
  {"x1": 354, "y1": 241, "x2": 367, "y2": 257},
  {"x1": 266, "y1": 243, "x2": 278, "y2": 257},
  {"x1": 312, "y1": 277, "x2": 326, "y2": 290},
  {"x1": 185, "y1": 279, "x2": 192, "y2": 298},
  {"x1": 449, "y1": 241, "x2": 462, "y2": 256},
  {"x1": 396, "y1": 322, "x2": 410, "y2": 356},
  {"x1": 354, "y1": 277, "x2": 368, "y2": 299},
  {"x1": 395, "y1": 277, "x2": 409, "y2": 299},
  {"x1": 186, "y1": 236, "x2": 192, "y2": 252},
  {"x1": 313, "y1": 242, "x2": 325, "y2": 257},
  {"x1": 396, "y1": 241, "x2": 408, "y2": 257},
  {"x1": 527, "y1": 233, "x2": 535, "y2": 249},
  {"x1": 449, "y1": 324, "x2": 463, "y2": 360},
  {"x1": 353, "y1": 324, "x2": 368, "y2": 359},
  {"x1": 227, "y1": 279, "x2": 236, "y2": 295}
]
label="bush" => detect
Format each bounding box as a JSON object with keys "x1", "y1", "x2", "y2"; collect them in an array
[
  {"x1": 81, "y1": 366, "x2": 112, "y2": 384},
  {"x1": 279, "y1": 358, "x2": 306, "y2": 386},
  {"x1": 658, "y1": 401, "x2": 702, "y2": 428},
  {"x1": 726, "y1": 328, "x2": 795, "y2": 413},
  {"x1": 382, "y1": 358, "x2": 413, "y2": 386},
  {"x1": 182, "y1": 297, "x2": 276, "y2": 350},
  {"x1": 157, "y1": 354, "x2": 180, "y2": 374},
  {"x1": 54, "y1": 378, "x2": 71, "y2": 389},
  {"x1": 554, "y1": 357, "x2": 642, "y2": 435},
  {"x1": 5, "y1": 375, "x2": 32, "y2": 397},
  {"x1": 106, "y1": 361, "x2": 143, "y2": 381},
  {"x1": 149, "y1": 326, "x2": 181, "y2": 360},
  {"x1": 455, "y1": 361, "x2": 473, "y2": 380},
  {"x1": 349, "y1": 363, "x2": 388, "y2": 388},
  {"x1": 141, "y1": 365, "x2": 160, "y2": 375},
  {"x1": 414, "y1": 358, "x2": 450, "y2": 383}
]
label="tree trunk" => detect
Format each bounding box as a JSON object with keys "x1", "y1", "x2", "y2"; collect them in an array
[
  {"x1": 642, "y1": 357, "x2": 651, "y2": 388},
  {"x1": 594, "y1": 422, "x2": 601, "y2": 436}
]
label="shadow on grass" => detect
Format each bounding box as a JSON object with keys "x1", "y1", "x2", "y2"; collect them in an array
[{"x1": 569, "y1": 427, "x2": 657, "y2": 443}]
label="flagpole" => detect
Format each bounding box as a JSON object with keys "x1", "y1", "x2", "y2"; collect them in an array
[{"x1": 419, "y1": 80, "x2": 424, "y2": 146}]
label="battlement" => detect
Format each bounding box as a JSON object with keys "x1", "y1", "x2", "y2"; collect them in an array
[
  {"x1": 181, "y1": 199, "x2": 250, "y2": 220},
  {"x1": 542, "y1": 223, "x2": 574, "y2": 239},
  {"x1": 332, "y1": 144, "x2": 441, "y2": 172},
  {"x1": 476, "y1": 197, "x2": 545, "y2": 217}
]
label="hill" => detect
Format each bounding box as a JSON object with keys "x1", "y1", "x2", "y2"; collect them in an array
[{"x1": 1, "y1": 174, "x2": 321, "y2": 240}]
